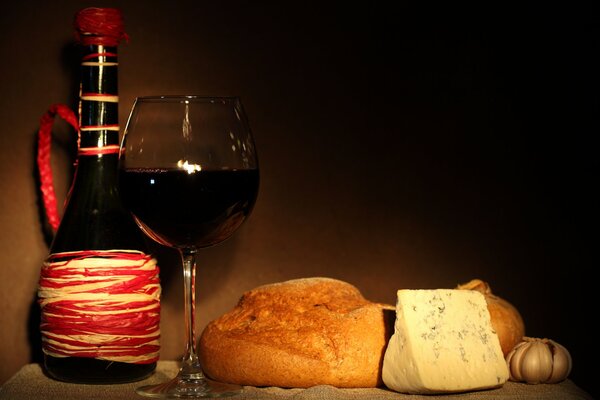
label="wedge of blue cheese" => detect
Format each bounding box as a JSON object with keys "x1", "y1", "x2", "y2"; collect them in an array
[{"x1": 382, "y1": 289, "x2": 509, "y2": 394}]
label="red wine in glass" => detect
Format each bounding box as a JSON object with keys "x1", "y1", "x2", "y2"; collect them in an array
[{"x1": 120, "y1": 168, "x2": 259, "y2": 249}]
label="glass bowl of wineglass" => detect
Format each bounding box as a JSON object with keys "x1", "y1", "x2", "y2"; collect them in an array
[{"x1": 119, "y1": 96, "x2": 259, "y2": 397}]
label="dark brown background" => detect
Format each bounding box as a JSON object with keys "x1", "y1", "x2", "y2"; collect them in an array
[{"x1": 0, "y1": 1, "x2": 596, "y2": 397}]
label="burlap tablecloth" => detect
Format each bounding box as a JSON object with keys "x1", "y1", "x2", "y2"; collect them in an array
[{"x1": 0, "y1": 361, "x2": 593, "y2": 400}]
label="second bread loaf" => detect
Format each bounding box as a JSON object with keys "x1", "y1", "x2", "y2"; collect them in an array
[{"x1": 199, "y1": 277, "x2": 394, "y2": 388}]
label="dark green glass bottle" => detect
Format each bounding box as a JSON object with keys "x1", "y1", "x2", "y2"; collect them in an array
[{"x1": 39, "y1": 8, "x2": 159, "y2": 384}]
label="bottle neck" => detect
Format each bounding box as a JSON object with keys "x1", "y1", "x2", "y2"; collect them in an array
[
  {"x1": 74, "y1": 153, "x2": 119, "y2": 187},
  {"x1": 70, "y1": 44, "x2": 120, "y2": 191},
  {"x1": 78, "y1": 44, "x2": 120, "y2": 156}
]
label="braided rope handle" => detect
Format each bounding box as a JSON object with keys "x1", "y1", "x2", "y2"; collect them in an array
[{"x1": 37, "y1": 104, "x2": 80, "y2": 232}]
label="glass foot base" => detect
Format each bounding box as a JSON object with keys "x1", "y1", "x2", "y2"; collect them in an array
[{"x1": 136, "y1": 374, "x2": 243, "y2": 398}]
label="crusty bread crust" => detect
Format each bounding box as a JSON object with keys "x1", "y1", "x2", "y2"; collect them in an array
[
  {"x1": 199, "y1": 277, "x2": 394, "y2": 388},
  {"x1": 486, "y1": 295, "x2": 525, "y2": 356}
]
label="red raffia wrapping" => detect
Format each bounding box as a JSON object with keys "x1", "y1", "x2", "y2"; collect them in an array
[
  {"x1": 74, "y1": 7, "x2": 129, "y2": 47},
  {"x1": 37, "y1": 105, "x2": 80, "y2": 232},
  {"x1": 36, "y1": 106, "x2": 121, "y2": 232},
  {"x1": 38, "y1": 250, "x2": 161, "y2": 364}
]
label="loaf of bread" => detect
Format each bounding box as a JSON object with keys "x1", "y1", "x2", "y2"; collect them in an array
[{"x1": 198, "y1": 277, "x2": 394, "y2": 388}]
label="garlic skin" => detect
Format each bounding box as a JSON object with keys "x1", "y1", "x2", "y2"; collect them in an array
[{"x1": 506, "y1": 337, "x2": 572, "y2": 384}]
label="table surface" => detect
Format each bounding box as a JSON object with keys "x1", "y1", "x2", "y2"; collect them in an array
[{"x1": 0, "y1": 361, "x2": 594, "y2": 400}]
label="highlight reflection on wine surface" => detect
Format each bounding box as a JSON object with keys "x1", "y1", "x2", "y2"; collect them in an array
[{"x1": 119, "y1": 96, "x2": 259, "y2": 398}]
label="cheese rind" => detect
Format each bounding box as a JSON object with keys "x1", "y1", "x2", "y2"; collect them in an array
[{"x1": 382, "y1": 289, "x2": 509, "y2": 394}]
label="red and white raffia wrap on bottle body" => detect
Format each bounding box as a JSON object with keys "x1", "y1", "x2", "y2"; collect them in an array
[{"x1": 38, "y1": 250, "x2": 161, "y2": 363}]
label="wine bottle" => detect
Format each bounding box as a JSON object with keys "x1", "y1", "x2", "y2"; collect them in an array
[{"x1": 37, "y1": 8, "x2": 160, "y2": 383}]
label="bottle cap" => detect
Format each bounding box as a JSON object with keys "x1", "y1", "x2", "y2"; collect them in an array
[{"x1": 74, "y1": 7, "x2": 128, "y2": 46}]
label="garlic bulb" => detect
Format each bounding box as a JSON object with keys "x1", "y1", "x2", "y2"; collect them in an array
[{"x1": 506, "y1": 337, "x2": 572, "y2": 384}]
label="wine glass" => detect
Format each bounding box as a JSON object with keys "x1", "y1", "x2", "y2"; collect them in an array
[{"x1": 118, "y1": 96, "x2": 259, "y2": 397}]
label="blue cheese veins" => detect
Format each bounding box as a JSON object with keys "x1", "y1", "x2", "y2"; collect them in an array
[{"x1": 382, "y1": 289, "x2": 509, "y2": 394}]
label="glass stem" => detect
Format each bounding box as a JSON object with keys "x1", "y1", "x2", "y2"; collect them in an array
[{"x1": 180, "y1": 249, "x2": 204, "y2": 380}]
